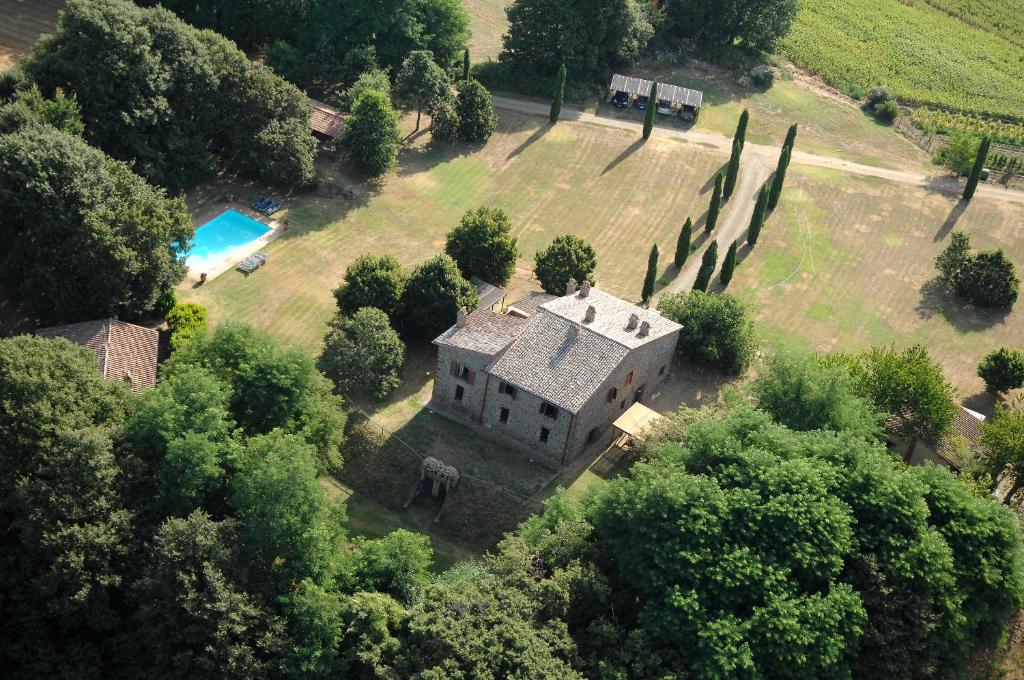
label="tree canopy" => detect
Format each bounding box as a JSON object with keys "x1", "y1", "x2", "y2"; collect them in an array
[
  {"x1": 319, "y1": 307, "x2": 406, "y2": 400},
  {"x1": 399, "y1": 254, "x2": 479, "y2": 341},
  {"x1": 534, "y1": 234, "x2": 598, "y2": 295},
  {"x1": 664, "y1": 0, "x2": 799, "y2": 51},
  {"x1": 394, "y1": 50, "x2": 451, "y2": 130},
  {"x1": 0, "y1": 123, "x2": 192, "y2": 322},
  {"x1": 936, "y1": 230, "x2": 1020, "y2": 308},
  {"x1": 21, "y1": 0, "x2": 316, "y2": 191},
  {"x1": 445, "y1": 206, "x2": 520, "y2": 286},
  {"x1": 659, "y1": 290, "x2": 756, "y2": 374},
  {"x1": 342, "y1": 90, "x2": 402, "y2": 177},
  {"x1": 334, "y1": 253, "x2": 408, "y2": 319},
  {"x1": 501, "y1": 0, "x2": 653, "y2": 80}
]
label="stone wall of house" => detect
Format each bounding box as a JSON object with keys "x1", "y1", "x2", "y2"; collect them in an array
[
  {"x1": 431, "y1": 346, "x2": 493, "y2": 422},
  {"x1": 564, "y1": 330, "x2": 680, "y2": 463},
  {"x1": 479, "y1": 375, "x2": 575, "y2": 464}
]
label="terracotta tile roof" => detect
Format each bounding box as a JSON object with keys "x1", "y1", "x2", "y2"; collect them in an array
[
  {"x1": 308, "y1": 98, "x2": 345, "y2": 138},
  {"x1": 885, "y1": 405, "x2": 985, "y2": 469},
  {"x1": 433, "y1": 309, "x2": 526, "y2": 356},
  {"x1": 37, "y1": 319, "x2": 159, "y2": 390}
]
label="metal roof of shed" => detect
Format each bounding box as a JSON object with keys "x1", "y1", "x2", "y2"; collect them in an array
[{"x1": 609, "y1": 74, "x2": 703, "y2": 109}]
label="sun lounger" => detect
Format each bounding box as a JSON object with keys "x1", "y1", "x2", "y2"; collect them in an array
[
  {"x1": 252, "y1": 196, "x2": 268, "y2": 210},
  {"x1": 264, "y1": 201, "x2": 281, "y2": 215},
  {"x1": 236, "y1": 252, "x2": 269, "y2": 274},
  {"x1": 253, "y1": 252, "x2": 267, "y2": 263}
]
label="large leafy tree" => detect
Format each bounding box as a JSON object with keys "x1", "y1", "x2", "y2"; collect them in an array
[
  {"x1": 394, "y1": 50, "x2": 451, "y2": 130},
  {"x1": 399, "y1": 254, "x2": 478, "y2": 340},
  {"x1": 455, "y1": 78, "x2": 497, "y2": 142},
  {"x1": 980, "y1": 402, "x2": 1024, "y2": 503},
  {"x1": 164, "y1": 323, "x2": 347, "y2": 473},
  {"x1": 23, "y1": 0, "x2": 315, "y2": 191},
  {"x1": 342, "y1": 90, "x2": 402, "y2": 177},
  {"x1": 836, "y1": 344, "x2": 959, "y2": 442},
  {"x1": 978, "y1": 347, "x2": 1024, "y2": 394},
  {"x1": 501, "y1": 0, "x2": 653, "y2": 80},
  {"x1": 0, "y1": 123, "x2": 192, "y2": 322},
  {"x1": 664, "y1": 0, "x2": 799, "y2": 51},
  {"x1": 334, "y1": 254, "x2": 408, "y2": 319},
  {"x1": 752, "y1": 350, "x2": 884, "y2": 439},
  {"x1": 657, "y1": 290, "x2": 756, "y2": 374},
  {"x1": 534, "y1": 234, "x2": 598, "y2": 295},
  {"x1": 445, "y1": 206, "x2": 520, "y2": 286},
  {"x1": 126, "y1": 512, "x2": 288, "y2": 680},
  {"x1": 0, "y1": 336, "x2": 134, "y2": 679},
  {"x1": 318, "y1": 307, "x2": 406, "y2": 400}
]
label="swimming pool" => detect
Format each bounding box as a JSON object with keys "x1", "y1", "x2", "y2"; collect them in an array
[{"x1": 186, "y1": 209, "x2": 271, "y2": 270}]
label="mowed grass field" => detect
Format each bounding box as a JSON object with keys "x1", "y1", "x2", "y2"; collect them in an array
[
  {"x1": 180, "y1": 112, "x2": 726, "y2": 351},
  {"x1": 782, "y1": 0, "x2": 1024, "y2": 118},
  {"x1": 731, "y1": 164, "x2": 1024, "y2": 397},
  {"x1": 463, "y1": 0, "x2": 507, "y2": 61},
  {"x1": 0, "y1": 0, "x2": 63, "y2": 69}
]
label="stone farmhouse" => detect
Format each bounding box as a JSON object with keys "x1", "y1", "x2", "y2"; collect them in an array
[
  {"x1": 430, "y1": 280, "x2": 682, "y2": 466},
  {"x1": 36, "y1": 318, "x2": 160, "y2": 390}
]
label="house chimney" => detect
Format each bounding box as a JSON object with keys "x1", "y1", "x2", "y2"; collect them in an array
[
  {"x1": 638, "y1": 320, "x2": 650, "y2": 337},
  {"x1": 626, "y1": 312, "x2": 639, "y2": 330},
  {"x1": 566, "y1": 277, "x2": 578, "y2": 296},
  {"x1": 456, "y1": 307, "x2": 467, "y2": 328},
  {"x1": 580, "y1": 281, "x2": 591, "y2": 297},
  {"x1": 584, "y1": 305, "x2": 596, "y2": 323}
]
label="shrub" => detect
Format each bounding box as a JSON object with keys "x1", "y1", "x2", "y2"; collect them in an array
[
  {"x1": 978, "y1": 347, "x2": 1024, "y2": 394},
  {"x1": 534, "y1": 234, "x2": 597, "y2": 295},
  {"x1": 657, "y1": 290, "x2": 756, "y2": 374},
  {"x1": 456, "y1": 79, "x2": 496, "y2": 143},
  {"x1": 166, "y1": 303, "x2": 208, "y2": 351},
  {"x1": 318, "y1": 307, "x2": 405, "y2": 400},
  {"x1": 430, "y1": 95, "x2": 461, "y2": 143},
  {"x1": 873, "y1": 100, "x2": 899, "y2": 122},
  {"x1": 749, "y1": 64, "x2": 774, "y2": 88},
  {"x1": 866, "y1": 85, "x2": 893, "y2": 108},
  {"x1": 342, "y1": 90, "x2": 401, "y2": 177},
  {"x1": 935, "y1": 131, "x2": 981, "y2": 175},
  {"x1": 334, "y1": 254, "x2": 407, "y2": 319},
  {"x1": 445, "y1": 207, "x2": 520, "y2": 286},
  {"x1": 937, "y1": 231, "x2": 1019, "y2": 308}
]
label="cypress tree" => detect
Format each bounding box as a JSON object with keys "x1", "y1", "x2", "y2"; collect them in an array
[
  {"x1": 720, "y1": 239, "x2": 738, "y2": 287},
  {"x1": 675, "y1": 217, "x2": 692, "y2": 268},
  {"x1": 748, "y1": 185, "x2": 769, "y2": 245},
  {"x1": 462, "y1": 49, "x2": 470, "y2": 81},
  {"x1": 783, "y1": 123, "x2": 798, "y2": 150},
  {"x1": 550, "y1": 63, "x2": 566, "y2": 124},
  {"x1": 642, "y1": 82, "x2": 658, "y2": 140},
  {"x1": 693, "y1": 240, "x2": 718, "y2": 292},
  {"x1": 736, "y1": 109, "x2": 749, "y2": 151},
  {"x1": 706, "y1": 173, "x2": 723, "y2": 233},
  {"x1": 724, "y1": 136, "x2": 741, "y2": 200},
  {"x1": 767, "y1": 145, "x2": 791, "y2": 211},
  {"x1": 964, "y1": 135, "x2": 990, "y2": 201},
  {"x1": 641, "y1": 243, "x2": 659, "y2": 304}
]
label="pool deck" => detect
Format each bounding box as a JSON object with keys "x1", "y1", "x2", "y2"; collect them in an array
[{"x1": 185, "y1": 203, "x2": 285, "y2": 282}]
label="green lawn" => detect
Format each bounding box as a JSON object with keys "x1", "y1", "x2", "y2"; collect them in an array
[
  {"x1": 180, "y1": 111, "x2": 726, "y2": 351},
  {"x1": 464, "y1": 0, "x2": 507, "y2": 62},
  {"x1": 731, "y1": 164, "x2": 1024, "y2": 397}
]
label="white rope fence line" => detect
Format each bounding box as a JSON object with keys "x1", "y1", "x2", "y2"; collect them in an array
[{"x1": 340, "y1": 391, "x2": 543, "y2": 505}]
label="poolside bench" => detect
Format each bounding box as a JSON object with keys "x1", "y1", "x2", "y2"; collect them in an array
[{"x1": 237, "y1": 251, "x2": 268, "y2": 274}]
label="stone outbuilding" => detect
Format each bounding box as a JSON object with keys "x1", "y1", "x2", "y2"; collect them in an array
[{"x1": 430, "y1": 281, "x2": 681, "y2": 466}]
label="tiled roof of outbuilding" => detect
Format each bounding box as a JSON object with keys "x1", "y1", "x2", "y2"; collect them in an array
[
  {"x1": 37, "y1": 318, "x2": 159, "y2": 389},
  {"x1": 433, "y1": 309, "x2": 526, "y2": 356},
  {"x1": 885, "y1": 405, "x2": 985, "y2": 470},
  {"x1": 507, "y1": 292, "x2": 557, "y2": 317},
  {"x1": 309, "y1": 98, "x2": 345, "y2": 137}
]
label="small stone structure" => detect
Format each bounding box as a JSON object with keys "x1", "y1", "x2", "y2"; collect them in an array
[{"x1": 405, "y1": 456, "x2": 461, "y2": 522}]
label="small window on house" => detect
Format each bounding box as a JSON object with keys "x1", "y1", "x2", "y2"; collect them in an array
[
  {"x1": 659, "y1": 365, "x2": 666, "y2": 376},
  {"x1": 500, "y1": 407, "x2": 509, "y2": 424},
  {"x1": 498, "y1": 381, "x2": 518, "y2": 398},
  {"x1": 454, "y1": 385, "x2": 464, "y2": 402},
  {"x1": 606, "y1": 387, "x2": 618, "y2": 403},
  {"x1": 539, "y1": 427, "x2": 550, "y2": 443},
  {"x1": 586, "y1": 427, "x2": 600, "y2": 444},
  {"x1": 459, "y1": 365, "x2": 471, "y2": 379},
  {"x1": 624, "y1": 370, "x2": 634, "y2": 387},
  {"x1": 539, "y1": 402, "x2": 559, "y2": 419}
]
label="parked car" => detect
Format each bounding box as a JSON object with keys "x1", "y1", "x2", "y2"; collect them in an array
[
  {"x1": 610, "y1": 91, "x2": 629, "y2": 108},
  {"x1": 634, "y1": 95, "x2": 648, "y2": 111},
  {"x1": 656, "y1": 101, "x2": 673, "y2": 115}
]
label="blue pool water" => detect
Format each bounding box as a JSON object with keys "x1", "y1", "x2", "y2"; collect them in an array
[{"x1": 186, "y1": 209, "x2": 271, "y2": 268}]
